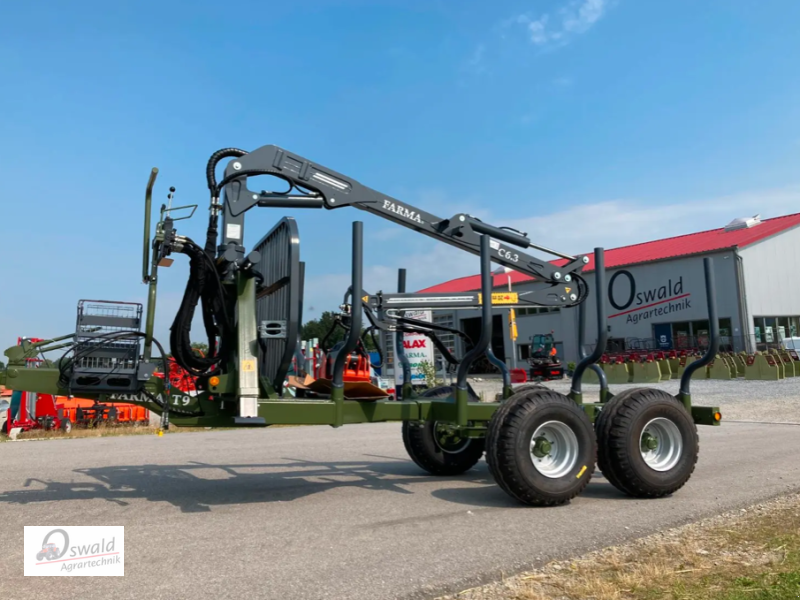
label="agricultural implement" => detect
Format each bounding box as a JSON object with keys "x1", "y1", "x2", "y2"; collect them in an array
[{"x1": 0, "y1": 145, "x2": 721, "y2": 505}]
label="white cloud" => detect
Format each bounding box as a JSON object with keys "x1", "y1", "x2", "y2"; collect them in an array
[
  {"x1": 562, "y1": 0, "x2": 608, "y2": 35},
  {"x1": 512, "y1": 185, "x2": 800, "y2": 257},
  {"x1": 514, "y1": 0, "x2": 610, "y2": 48}
]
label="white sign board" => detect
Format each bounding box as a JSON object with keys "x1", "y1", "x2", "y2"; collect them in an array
[{"x1": 394, "y1": 310, "x2": 434, "y2": 386}]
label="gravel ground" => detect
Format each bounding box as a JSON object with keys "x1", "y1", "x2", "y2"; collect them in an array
[
  {"x1": 436, "y1": 491, "x2": 800, "y2": 600},
  {"x1": 466, "y1": 375, "x2": 800, "y2": 424}
]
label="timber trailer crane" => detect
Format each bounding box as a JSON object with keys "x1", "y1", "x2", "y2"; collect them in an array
[{"x1": 0, "y1": 145, "x2": 722, "y2": 506}]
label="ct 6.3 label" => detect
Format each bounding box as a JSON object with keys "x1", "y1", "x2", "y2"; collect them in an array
[{"x1": 24, "y1": 526, "x2": 124, "y2": 576}]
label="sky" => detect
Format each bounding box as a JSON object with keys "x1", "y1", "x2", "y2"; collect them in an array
[{"x1": 1, "y1": 0, "x2": 800, "y2": 352}]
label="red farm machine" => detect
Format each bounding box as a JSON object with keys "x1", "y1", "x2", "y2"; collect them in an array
[
  {"x1": 1, "y1": 337, "x2": 152, "y2": 434},
  {"x1": 0, "y1": 145, "x2": 723, "y2": 506}
]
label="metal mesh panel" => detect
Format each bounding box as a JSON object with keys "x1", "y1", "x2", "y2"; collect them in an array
[
  {"x1": 70, "y1": 300, "x2": 143, "y2": 393},
  {"x1": 253, "y1": 217, "x2": 301, "y2": 393}
]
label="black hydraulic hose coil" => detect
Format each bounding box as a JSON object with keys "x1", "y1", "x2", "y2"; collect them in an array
[
  {"x1": 205, "y1": 148, "x2": 247, "y2": 257},
  {"x1": 206, "y1": 148, "x2": 247, "y2": 194}
]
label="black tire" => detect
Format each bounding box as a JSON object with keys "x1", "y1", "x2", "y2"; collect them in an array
[
  {"x1": 402, "y1": 385, "x2": 485, "y2": 476},
  {"x1": 596, "y1": 388, "x2": 698, "y2": 498},
  {"x1": 60, "y1": 419, "x2": 73, "y2": 434},
  {"x1": 509, "y1": 383, "x2": 548, "y2": 396},
  {"x1": 495, "y1": 382, "x2": 547, "y2": 403},
  {"x1": 36, "y1": 552, "x2": 45, "y2": 561},
  {"x1": 485, "y1": 383, "x2": 549, "y2": 485},
  {"x1": 486, "y1": 389, "x2": 596, "y2": 506}
]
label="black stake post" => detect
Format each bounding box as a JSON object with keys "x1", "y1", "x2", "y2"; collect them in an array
[
  {"x1": 395, "y1": 268, "x2": 413, "y2": 400},
  {"x1": 456, "y1": 234, "x2": 493, "y2": 425},
  {"x1": 486, "y1": 346, "x2": 512, "y2": 400},
  {"x1": 331, "y1": 221, "x2": 363, "y2": 426},
  {"x1": 679, "y1": 257, "x2": 719, "y2": 409},
  {"x1": 571, "y1": 248, "x2": 608, "y2": 404},
  {"x1": 293, "y1": 261, "x2": 307, "y2": 380}
]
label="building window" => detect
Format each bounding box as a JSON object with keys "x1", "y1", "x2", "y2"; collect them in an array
[
  {"x1": 518, "y1": 306, "x2": 561, "y2": 317},
  {"x1": 518, "y1": 343, "x2": 532, "y2": 360}
]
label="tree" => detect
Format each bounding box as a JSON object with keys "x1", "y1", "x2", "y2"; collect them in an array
[
  {"x1": 300, "y1": 311, "x2": 343, "y2": 347},
  {"x1": 300, "y1": 311, "x2": 378, "y2": 351},
  {"x1": 191, "y1": 342, "x2": 209, "y2": 357}
]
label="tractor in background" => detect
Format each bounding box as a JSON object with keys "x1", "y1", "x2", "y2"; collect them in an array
[{"x1": 528, "y1": 332, "x2": 564, "y2": 381}]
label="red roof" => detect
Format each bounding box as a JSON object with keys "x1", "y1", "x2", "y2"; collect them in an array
[{"x1": 418, "y1": 212, "x2": 800, "y2": 293}]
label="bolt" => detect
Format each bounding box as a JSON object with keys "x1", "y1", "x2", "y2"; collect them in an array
[
  {"x1": 459, "y1": 215, "x2": 466, "y2": 222},
  {"x1": 570, "y1": 294, "x2": 577, "y2": 301},
  {"x1": 553, "y1": 272, "x2": 561, "y2": 280},
  {"x1": 233, "y1": 162, "x2": 242, "y2": 171},
  {"x1": 330, "y1": 198, "x2": 336, "y2": 204},
  {"x1": 564, "y1": 275, "x2": 572, "y2": 282},
  {"x1": 582, "y1": 256, "x2": 590, "y2": 264},
  {"x1": 252, "y1": 194, "x2": 258, "y2": 200}
]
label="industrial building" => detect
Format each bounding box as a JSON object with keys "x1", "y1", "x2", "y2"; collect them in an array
[{"x1": 407, "y1": 212, "x2": 800, "y2": 370}]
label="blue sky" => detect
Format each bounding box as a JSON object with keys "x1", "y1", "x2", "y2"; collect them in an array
[{"x1": 1, "y1": 0, "x2": 800, "y2": 352}]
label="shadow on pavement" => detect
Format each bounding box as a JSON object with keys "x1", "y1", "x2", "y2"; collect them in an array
[
  {"x1": 0, "y1": 457, "x2": 501, "y2": 513},
  {"x1": 432, "y1": 470, "x2": 634, "y2": 507}
]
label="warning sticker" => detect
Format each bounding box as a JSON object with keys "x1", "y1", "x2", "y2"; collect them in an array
[
  {"x1": 478, "y1": 292, "x2": 519, "y2": 305},
  {"x1": 226, "y1": 223, "x2": 242, "y2": 240},
  {"x1": 241, "y1": 359, "x2": 256, "y2": 372}
]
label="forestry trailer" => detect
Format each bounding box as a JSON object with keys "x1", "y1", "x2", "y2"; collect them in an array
[{"x1": 0, "y1": 145, "x2": 722, "y2": 506}]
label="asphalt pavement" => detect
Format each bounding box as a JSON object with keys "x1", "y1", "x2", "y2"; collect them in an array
[{"x1": 1, "y1": 421, "x2": 799, "y2": 599}]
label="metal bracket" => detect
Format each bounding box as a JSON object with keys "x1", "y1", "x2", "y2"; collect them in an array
[{"x1": 259, "y1": 320, "x2": 287, "y2": 339}]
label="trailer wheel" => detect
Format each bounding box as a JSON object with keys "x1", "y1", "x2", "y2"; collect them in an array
[
  {"x1": 486, "y1": 389, "x2": 595, "y2": 506},
  {"x1": 596, "y1": 388, "x2": 698, "y2": 498},
  {"x1": 486, "y1": 383, "x2": 549, "y2": 475},
  {"x1": 402, "y1": 386, "x2": 485, "y2": 476},
  {"x1": 60, "y1": 419, "x2": 73, "y2": 434}
]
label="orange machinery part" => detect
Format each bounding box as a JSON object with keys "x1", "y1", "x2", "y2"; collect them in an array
[{"x1": 56, "y1": 397, "x2": 150, "y2": 424}]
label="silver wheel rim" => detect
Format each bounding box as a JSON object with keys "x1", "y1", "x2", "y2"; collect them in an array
[
  {"x1": 639, "y1": 417, "x2": 683, "y2": 472},
  {"x1": 529, "y1": 420, "x2": 579, "y2": 478}
]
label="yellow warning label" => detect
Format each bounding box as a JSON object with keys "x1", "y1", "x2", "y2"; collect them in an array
[
  {"x1": 241, "y1": 359, "x2": 256, "y2": 373},
  {"x1": 565, "y1": 287, "x2": 572, "y2": 294},
  {"x1": 362, "y1": 295, "x2": 369, "y2": 303},
  {"x1": 478, "y1": 292, "x2": 519, "y2": 305}
]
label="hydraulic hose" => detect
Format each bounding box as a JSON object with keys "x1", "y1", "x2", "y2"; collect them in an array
[
  {"x1": 169, "y1": 238, "x2": 233, "y2": 377},
  {"x1": 204, "y1": 148, "x2": 247, "y2": 257}
]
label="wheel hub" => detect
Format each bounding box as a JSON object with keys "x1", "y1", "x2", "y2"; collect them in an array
[
  {"x1": 433, "y1": 422, "x2": 470, "y2": 454},
  {"x1": 639, "y1": 417, "x2": 682, "y2": 472},
  {"x1": 641, "y1": 432, "x2": 658, "y2": 451},
  {"x1": 529, "y1": 420, "x2": 579, "y2": 479}
]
